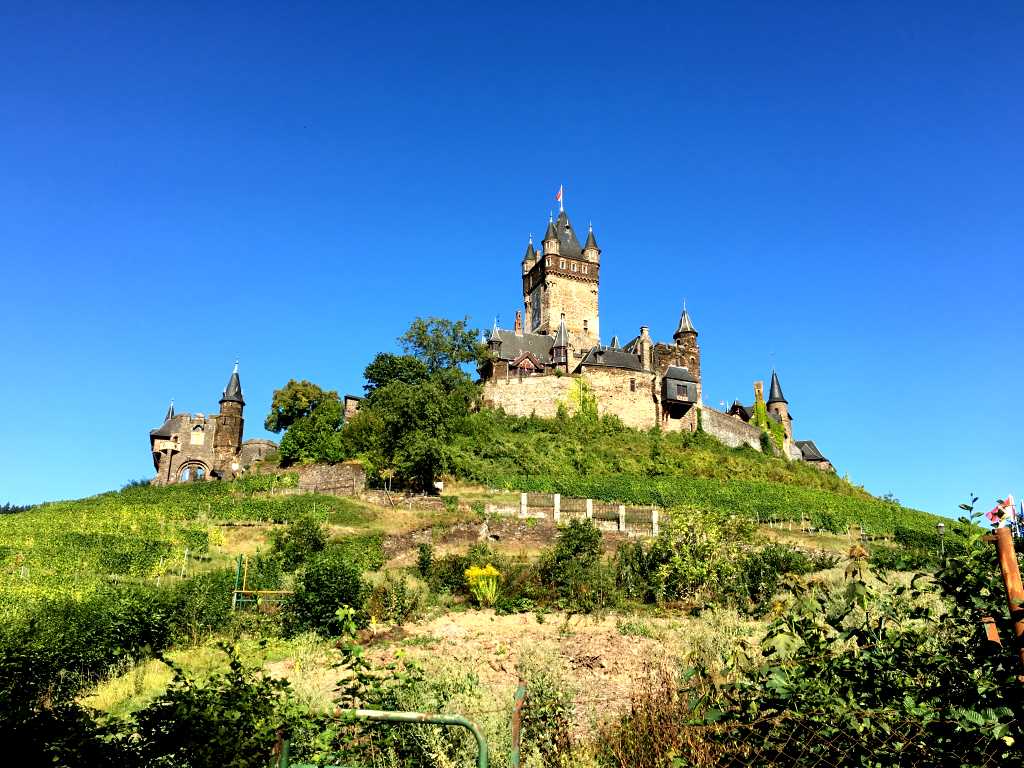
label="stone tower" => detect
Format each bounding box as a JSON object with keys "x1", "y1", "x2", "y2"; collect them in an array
[
  {"x1": 214, "y1": 362, "x2": 245, "y2": 466},
  {"x1": 766, "y1": 369, "x2": 793, "y2": 441},
  {"x1": 521, "y1": 209, "x2": 600, "y2": 349},
  {"x1": 672, "y1": 304, "x2": 701, "y2": 383}
]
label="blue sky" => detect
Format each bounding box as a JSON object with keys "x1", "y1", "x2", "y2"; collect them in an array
[{"x1": 1, "y1": 2, "x2": 1020, "y2": 514}]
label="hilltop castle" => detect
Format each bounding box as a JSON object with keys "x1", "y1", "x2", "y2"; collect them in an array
[
  {"x1": 149, "y1": 364, "x2": 277, "y2": 485},
  {"x1": 479, "y1": 206, "x2": 832, "y2": 470}
]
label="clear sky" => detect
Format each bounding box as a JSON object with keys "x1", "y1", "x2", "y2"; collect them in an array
[{"x1": 1, "y1": 2, "x2": 1020, "y2": 514}]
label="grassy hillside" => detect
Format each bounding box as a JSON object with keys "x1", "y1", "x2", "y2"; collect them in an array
[
  {"x1": 0, "y1": 474, "x2": 369, "y2": 615},
  {"x1": 447, "y1": 409, "x2": 957, "y2": 541}
]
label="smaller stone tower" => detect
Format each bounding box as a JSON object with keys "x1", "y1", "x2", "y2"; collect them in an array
[
  {"x1": 214, "y1": 362, "x2": 245, "y2": 468},
  {"x1": 582, "y1": 223, "x2": 600, "y2": 264},
  {"x1": 542, "y1": 216, "x2": 560, "y2": 257},
  {"x1": 673, "y1": 303, "x2": 701, "y2": 384},
  {"x1": 521, "y1": 236, "x2": 536, "y2": 276},
  {"x1": 766, "y1": 370, "x2": 792, "y2": 441},
  {"x1": 552, "y1": 314, "x2": 569, "y2": 371}
]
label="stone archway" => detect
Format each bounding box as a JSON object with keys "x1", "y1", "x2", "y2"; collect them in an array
[{"x1": 177, "y1": 460, "x2": 210, "y2": 483}]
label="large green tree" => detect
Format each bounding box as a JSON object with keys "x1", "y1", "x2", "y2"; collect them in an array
[
  {"x1": 362, "y1": 353, "x2": 429, "y2": 395},
  {"x1": 399, "y1": 316, "x2": 484, "y2": 373},
  {"x1": 264, "y1": 380, "x2": 340, "y2": 433},
  {"x1": 265, "y1": 380, "x2": 345, "y2": 465}
]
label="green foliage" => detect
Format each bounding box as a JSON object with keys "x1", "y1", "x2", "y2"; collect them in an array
[
  {"x1": 264, "y1": 379, "x2": 340, "y2": 433},
  {"x1": 278, "y1": 396, "x2": 346, "y2": 465},
  {"x1": 131, "y1": 645, "x2": 293, "y2": 768},
  {"x1": 518, "y1": 652, "x2": 575, "y2": 765},
  {"x1": 539, "y1": 519, "x2": 616, "y2": 612},
  {"x1": 415, "y1": 542, "x2": 434, "y2": 578},
  {"x1": 284, "y1": 551, "x2": 368, "y2": 636},
  {"x1": 327, "y1": 532, "x2": 385, "y2": 571},
  {"x1": 366, "y1": 572, "x2": 426, "y2": 624},
  {"x1": 398, "y1": 315, "x2": 483, "y2": 372},
  {"x1": 362, "y1": 352, "x2": 430, "y2": 395},
  {"x1": 271, "y1": 513, "x2": 328, "y2": 571}
]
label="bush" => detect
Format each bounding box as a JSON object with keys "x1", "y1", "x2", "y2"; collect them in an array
[
  {"x1": 284, "y1": 551, "x2": 367, "y2": 636},
  {"x1": 327, "y1": 532, "x2": 386, "y2": 571},
  {"x1": 416, "y1": 542, "x2": 433, "y2": 578},
  {"x1": 539, "y1": 519, "x2": 617, "y2": 612},
  {"x1": 167, "y1": 568, "x2": 236, "y2": 644},
  {"x1": 271, "y1": 514, "x2": 328, "y2": 570},
  {"x1": 428, "y1": 552, "x2": 471, "y2": 594},
  {"x1": 365, "y1": 572, "x2": 426, "y2": 624},
  {"x1": 738, "y1": 544, "x2": 816, "y2": 610}
]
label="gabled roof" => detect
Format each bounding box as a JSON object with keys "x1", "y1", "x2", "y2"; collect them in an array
[
  {"x1": 795, "y1": 440, "x2": 828, "y2": 462},
  {"x1": 221, "y1": 363, "x2": 244, "y2": 405},
  {"x1": 767, "y1": 370, "x2": 787, "y2": 405},
  {"x1": 488, "y1": 329, "x2": 554, "y2": 363},
  {"x1": 729, "y1": 401, "x2": 754, "y2": 420},
  {"x1": 580, "y1": 346, "x2": 644, "y2": 372},
  {"x1": 664, "y1": 365, "x2": 698, "y2": 383}
]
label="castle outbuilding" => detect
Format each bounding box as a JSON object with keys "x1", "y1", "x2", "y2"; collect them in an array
[
  {"x1": 149, "y1": 364, "x2": 277, "y2": 485},
  {"x1": 480, "y1": 203, "x2": 832, "y2": 468}
]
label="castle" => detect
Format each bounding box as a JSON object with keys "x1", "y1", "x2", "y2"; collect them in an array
[
  {"x1": 479, "y1": 205, "x2": 832, "y2": 470},
  {"x1": 149, "y1": 364, "x2": 277, "y2": 485}
]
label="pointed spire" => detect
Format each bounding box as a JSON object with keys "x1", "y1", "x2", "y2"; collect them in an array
[
  {"x1": 522, "y1": 238, "x2": 536, "y2": 262},
  {"x1": 609, "y1": 335, "x2": 619, "y2": 350},
  {"x1": 674, "y1": 302, "x2": 697, "y2": 337},
  {"x1": 164, "y1": 400, "x2": 175, "y2": 421},
  {"x1": 220, "y1": 361, "x2": 245, "y2": 405},
  {"x1": 553, "y1": 314, "x2": 569, "y2": 348},
  {"x1": 767, "y1": 369, "x2": 787, "y2": 404},
  {"x1": 544, "y1": 216, "x2": 558, "y2": 242},
  {"x1": 488, "y1": 317, "x2": 501, "y2": 342},
  {"x1": 583, "y1": 223, "x2": 599, "y2": 253}
]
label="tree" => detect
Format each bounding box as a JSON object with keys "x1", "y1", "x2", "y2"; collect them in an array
[
  {"x1": 362, "y1": 353, "x2": 429, "y2": 395},
  {"x1": 278, "y1": 397, "x2": 345, "y2": 465},
  {"x1": 265, "y1": 380, "x2": 340, "y2": 433},
  {"x1": 399, "y1": 316, "x2": 484, "y2": 373}
]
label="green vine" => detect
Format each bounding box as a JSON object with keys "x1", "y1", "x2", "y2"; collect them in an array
[{"x1": 752, "y1": 400, "x2": 785, "y2": 454}]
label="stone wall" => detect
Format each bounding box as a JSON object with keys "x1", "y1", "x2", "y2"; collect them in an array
[
  {"x1": 294, "y1": 461, "x2": 366, "y2": 496},
  {"x1": 482, "y1": 374, "x2": 576, "y2": 419},
  {"x1": 699, "y1": 407, "x2": 764, "y2": 451},
  {"x1": 539, "y1": 274, "x2": 599, "y2": 349}
]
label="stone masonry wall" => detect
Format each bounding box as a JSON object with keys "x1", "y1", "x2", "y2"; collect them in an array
[
  {"x1": 700, "y1": 407, "x2": 763, "y2": 450},
  {"x1": 295, "y1": 461, "x2": 366, "y2": 496},
  {"x1": 540, "y1": 276, "x2": 599, "y2": 349}
]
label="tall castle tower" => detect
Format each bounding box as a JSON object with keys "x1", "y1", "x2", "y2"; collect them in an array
[
  {"x1": 213, "y1": 362, "x2": 245, "y2": 464},
  {"x1": 672, "y1": 304, "x2": 701, "y2": 381},
  {"x1": 766, "y1": 369, "x2": 793, "y2": 442},
  {"x1": 521, "y1": 209, "x2": 600, "y2": 350}
]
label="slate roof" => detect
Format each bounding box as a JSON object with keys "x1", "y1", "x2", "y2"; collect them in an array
[
  {"x1": 767, "y1": 370, "x2": 787, "y2": 404},
  {"x1": 664, "y1": 365, "x2": 698, "y2": 383},
  {"x1": 221, "y1": 364, "x2": 244, "y2": 405},
  {"x1": 580, "y1": 346, "x2": 645, "y2": 371},
  {"x1": 729, "y1": 401, "x2": 782, "y2": 423},
  {"x1": 675, "y1": 308, "x2": 696, "y2": 335},
  {"x1": 553, "y1": 210, "x2": 583, "y2": 258},
  {"x1": 553, "y1": 316, "x2": 569, "y2": 348},
  {"x1": 583, "y1": 226, "x2": 599, "y2": 252},
  {"x1": 150, "y1": 416, "x2": 178, "y2": 439},
  {"x1": 490, "y1": 329, "x2": 554, "y2": 363},
  {"x1": 795, "y1": 440, "x2": 828, "y2": 462},
  {"x1": 522, "y1": 240, "x2": 536, "y2": 262}
]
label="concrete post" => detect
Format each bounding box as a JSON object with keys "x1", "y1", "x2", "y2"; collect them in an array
[
  {"x1": 553, "y1": 493, "x2": 560, "y2": 522},
  {"x1": 585, "y1": 499, "x2": 593, "y2": 520},
  {"x1": 519, "y1": 493, "x2": 527, "y2": 518},
  {"x1": 652, "y1": 507, "x2": 659, "y2": 537},
  {"x1": 618, "y1": 504, "x2": 626, "y2": 532}
]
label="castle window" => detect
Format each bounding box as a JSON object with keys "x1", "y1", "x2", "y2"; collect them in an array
[
  {"x1": 630, "y1": 379, "x2": 636, "y2": 392},
  {"x1": 582, "y1": 265, "x2": 588, "y2": 274},
  {"x1": 571, "y1": 262, "x2": 578, "y2": 272},
  {"x1": 559, "y1": 259, "x2": 566, "y2": 269},
  {"x1": 583, "y1": 320, "x2": 588, "y2": 334}
]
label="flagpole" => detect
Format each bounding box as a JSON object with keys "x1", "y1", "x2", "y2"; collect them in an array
[{"x1": 559, "y1": 184, "x2": 564, "y2": 213}]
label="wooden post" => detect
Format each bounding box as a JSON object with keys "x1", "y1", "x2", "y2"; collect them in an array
[
  {"x1": 520, "y1": 492, "x2": 528, "y2": 518},
  {"x1": 618, "y1": 504, "x2": 626, "y2": 532},
  {"x1": 994, "y1": 526, "x2": 1024, "y2": 671},
  {"x1": 553, "y1": 493, "x2": 561, "y2": 523},
  {"x1": 585, "y1": 499, "x2": 593, "y2": 520}
]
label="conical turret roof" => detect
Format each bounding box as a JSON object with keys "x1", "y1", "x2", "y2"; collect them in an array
[
  {"x1": 553, "y1": 315, "x2": 569, "y2": 347},
  {"x1": 544, "y1": 217, "x2": 559, "y2": 242},
  {"x1": 767, "y1": 370, "x2": 787, "y2": 404},
  {"x1": 488, "y1": 318, "x2": 501, "y2": 342},
  {"x1": 675, "y1": 305, "x2": 697, "y2": 336},
  {"x1": 164, "y1": 400, "x2": 175, "y2": 421},
  {"x1": 220, "y1": 362, "x2": 245, "y2": 405},
  {"x1": 522, "y1": 239, "x2": 536, "y2": 262},
  {"x1": 583, "y1": 224, "x2": 599, "y2": 252}
]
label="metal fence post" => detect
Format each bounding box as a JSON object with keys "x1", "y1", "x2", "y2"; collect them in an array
[
  {"x1": 510, "y1": 679, "x2": 527, "y2": 768},
  {"x1": 618, "y1": 504, "x2": 626, "y2": 532},
  {"x1": 553, "y1": 493, "x2": 560, "y2": 523}
]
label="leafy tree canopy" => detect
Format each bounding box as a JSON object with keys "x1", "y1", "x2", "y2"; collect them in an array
[
  {"x1": 363, "y1": 353, "x2": 430, "y2": 395},
  {"x1": 399, "y1": 316, "x2": 483, "y2": 373},
  {"x1": 265, "y1": 380, "x2": 340, "y2": 433},
  {"x1": 278, "y1": 397, "x2": 345, "y2": 465}
]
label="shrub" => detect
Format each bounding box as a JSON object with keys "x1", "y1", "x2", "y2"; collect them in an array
[
  {"x1": 415, "y1": 542, "x2": 434, "y2": 578},
  {"x1": 284, "y1": 551, "x2": 367, "y2": 636},
  {"x1": 518, "y1": 651, "x2": 575, "y2": 765},
  {"x1": 465, "y1": 564, "x2": 501, "y2": 607},
  {"x1": 365, "y1": 572, "x2": 426, "y2": 624},
  {"x1": 428, "y1": 552, "x2": 471, "y2": 594},
  {"x1": 271, "y1": 514, "x2": 328, "y2": 570},
  {"x1": 539, "y1": 518, "x2": 616, "y2": 612},
  {"x1": 738, "y1": 544, "x2": 815, "y2": 610},
  {"x1": 167, "y1": 568, "x2": 236, "y2": 645},
  {"x1": 327, "y1": 532, "x2": 385, "y2": 571}
]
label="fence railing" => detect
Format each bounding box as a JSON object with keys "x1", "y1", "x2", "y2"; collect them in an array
[{"x1": 485, "y1": 493, "x2": 661, "y2": 536}]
